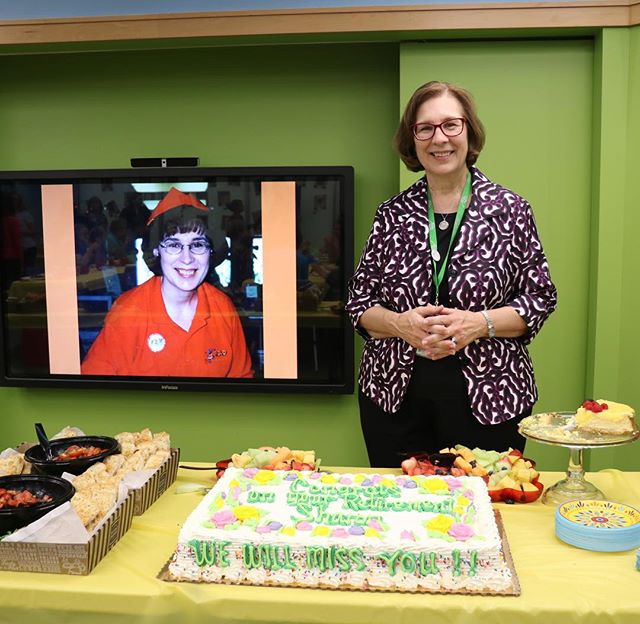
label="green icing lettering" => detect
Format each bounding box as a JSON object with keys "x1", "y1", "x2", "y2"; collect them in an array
[
  {"x1": 349, "y1": 548, "x2": 366, "y2": 572},
  {"x1": 306, "y1": 546, "x2": 329, "y2": 571},
  {"x1": 218, "y1": 541, "x2": 230, "y2": 567},
  {"x1": 248, "y1": 490, "x2": 275, "y2": 503},
  {"x1": 469, "y1": 551, "x2": 478, "y2": 577},
  {"x1": 335, "y1": 547, "x2": 352, "y2": 572},
  {"x1": 417, "y1": 552, "x2": 439, "y2": 575},
  {"x1": 378, "y1": 550, "x2": 402, "y2": 576},
  {"x1": 189, "y1": 540, "x2": 235, "y2": 567},
  {"x1": 452, "y1": 549, "x2": 461, "y2": 576},
  {"x1": 242, "y1": 543, "x2": 261, "y2": 568},
  {"x1": 400, "y1": 552, "x2": 416, "y2": 573}
]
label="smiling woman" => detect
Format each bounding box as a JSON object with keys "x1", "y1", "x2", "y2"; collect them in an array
[
  {"x1": 81, "y1": 188, "x2": 254, "y2": 378},
  {"x1": 346, "y1": 81, "x2": 557, "y2": 467}
]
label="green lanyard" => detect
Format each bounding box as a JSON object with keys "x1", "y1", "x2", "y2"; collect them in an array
[{"x1": 427, "y1": 171, "x2": 472, "y2": 305}]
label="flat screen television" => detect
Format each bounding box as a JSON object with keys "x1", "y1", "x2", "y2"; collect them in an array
[{"x1": 0, "y1": 166, "x2": 354, "y2": 393}]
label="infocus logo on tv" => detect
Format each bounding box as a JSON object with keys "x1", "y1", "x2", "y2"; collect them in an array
[{"x1": 161, "y1": 385, "x2": 179, "y2": 390}]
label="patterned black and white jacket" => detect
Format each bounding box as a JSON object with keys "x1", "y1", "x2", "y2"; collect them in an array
[{"x1": 346, "y1": 166, "x2": 557, "y2": 424}]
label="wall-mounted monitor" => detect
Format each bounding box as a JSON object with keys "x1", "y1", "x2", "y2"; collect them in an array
[{"x1": 0, "y1": 167, "x2": 354, "y2": 394}]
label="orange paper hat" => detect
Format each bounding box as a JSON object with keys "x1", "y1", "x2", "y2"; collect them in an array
[{"x1": 146, "y1": 187, "x2": 208, "y2": 225}]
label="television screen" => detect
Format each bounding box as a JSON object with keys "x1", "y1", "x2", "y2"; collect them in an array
[{"x1": 0, "y1": 167, "x2": 354, "y2": 393}]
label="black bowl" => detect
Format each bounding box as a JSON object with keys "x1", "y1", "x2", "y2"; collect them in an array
[
  {"x1": 0, "y1": 474, "x2": 75, "y2": 536},
  {"x1": 24, "y1": 435, "x2": 120, "y2": 477}
]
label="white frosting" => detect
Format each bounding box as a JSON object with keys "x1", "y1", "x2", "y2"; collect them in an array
[{"x1": 169, "y1": 468, "x2": 512, "y2": 592}]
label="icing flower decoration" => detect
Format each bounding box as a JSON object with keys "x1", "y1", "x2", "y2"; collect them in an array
[
  {"x1": 268, "y1": 521, "x2": 283, "y2": 531},
  {"x1": 421, "y1": 478, "x2": 449, "y2": 494},
  {"x1": 233, "y1": 505, "x2": 261, "y2": 522},
  {"x1": 353, "y1": 474, "x2": 366, "y2": 484},
  {"x1": 367, "y1": 519, "x2": 383, "y2": 531},
  {"x1": 296, "y1": 521, "x2": 313, "y2": 531},
  {"x1": 361, "y1": 478, "x2": 373, "y2": 487},
  {"x1": 212, "y1": 509, "x2": 236, "y2": 528},
  {"x1": 448, "y1": 523, "x2": 475, "y2": 541},
  {"x1": 320, "y1": 474, "x2": 338, "y2": 484},
  {"x1": 380, "y1": 478, "x2": 396, "y2": 488},
  {"x1": 281, "y1": 526, "x2": 296, "y2": 536},
  {"x1": 426, "y1": 514, "x2": 455, "y2": 534},
  {"x1": 256, "y1": 525, "x2": 271, "y2": 534},
  {"x1": 242, "y1": 468, "x2": 259, "y2": 478},
  {"x1": 445, "y1": 477, "x2": 463, "y2": 490},
  {"x1": 403, "y1": 480, "x2": 418, "y2": 489},
  {"x1": 213, "y1": 495, "x2": 225, "y2": 510},
  {"x1": 339, "y1": 476, "x2": 353, "y2": 485},
  {"x1": 331, "y1": 528, "x2": 349, "y2": 538},
  {"x1": 284, "y1": 473, "x2": 298, "y2": 481},
  {"x1": 348, "y1": 525, "x2": 365, "y2": 536},
  {"x1": 253, "y1": 470, "x2": 276, "y2": 484},
  {"x1": 400, "y1": 530, "x2": 415, "y2": 541},
  {"x1": 312, "y1": 525, "x2": 331, "y2": 536},
  {"x1": 371, "y1": 475, "x2": 382, "y2": 484},
  {"x1": 364, "y1": 527, "x2": 380, "y2": 538}
]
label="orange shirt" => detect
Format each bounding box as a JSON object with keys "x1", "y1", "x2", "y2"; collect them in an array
[{"x1": 81, "y1": 277, "x2": 253, "y2": 378}]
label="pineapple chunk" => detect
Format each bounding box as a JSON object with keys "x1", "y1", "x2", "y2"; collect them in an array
[{"x1": 520, "y1": 481, "x2": 539, "y2": 492}]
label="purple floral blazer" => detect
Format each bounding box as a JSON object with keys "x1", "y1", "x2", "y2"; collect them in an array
[{"x1": 346, "y1": 167, "x2": 557, "y2": 424}]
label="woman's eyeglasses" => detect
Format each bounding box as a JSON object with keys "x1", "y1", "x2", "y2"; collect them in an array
[
  {"x1": 412, "y1": 117, "x2": 466, "y2": 141},
  {"x1": 159, "y1": 240, "x2": 211, "y2": 255}
]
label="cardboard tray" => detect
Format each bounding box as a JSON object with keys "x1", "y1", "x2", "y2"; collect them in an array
[
  {"x1": 131, "y1": 448, "x2": 180, "y2": 515},
  {"x1": 0, "y1": 491, "x2": 135, "y2": 575}
]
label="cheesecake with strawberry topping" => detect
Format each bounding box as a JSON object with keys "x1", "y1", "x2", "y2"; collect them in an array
[{"x1": 575, "y1": 400, "x2": 636, "y2": 435}]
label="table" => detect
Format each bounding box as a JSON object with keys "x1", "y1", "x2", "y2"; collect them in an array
[{"x1": 1, "y1": 467, "x2": 639, "y2": 624}]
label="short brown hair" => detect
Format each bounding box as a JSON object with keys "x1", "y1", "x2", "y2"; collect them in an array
[{"x1": 393, "y1": 81, "x2": 486, "y2": 172}]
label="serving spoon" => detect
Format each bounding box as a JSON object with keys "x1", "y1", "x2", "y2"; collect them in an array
[{"x1": 34, "y1": 422, "x2": 54, "y2": 461}]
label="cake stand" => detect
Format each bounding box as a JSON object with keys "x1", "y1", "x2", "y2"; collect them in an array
[{"x1": 518, "y1": 412, "x2": 640, "y2": 506}]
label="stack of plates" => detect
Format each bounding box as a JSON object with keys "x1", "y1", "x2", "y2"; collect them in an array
[{"x1": 555, "y1": 500, "x2": 640, "y2": 552}]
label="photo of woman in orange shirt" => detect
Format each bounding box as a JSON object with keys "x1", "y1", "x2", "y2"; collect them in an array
[{"x1": 81, "y1": 188, "x2": 253, "y2": 378}]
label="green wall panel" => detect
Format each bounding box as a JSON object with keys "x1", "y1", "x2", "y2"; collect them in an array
[
  {"x1": 400, "y1": 39, "x2": 594, "y2": 470},
  {"x1": 0, "y1": 43, "x2": 399, "y2": 465}
]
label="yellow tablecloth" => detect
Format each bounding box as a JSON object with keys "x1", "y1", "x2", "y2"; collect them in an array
[{"x1": 1, "y1": 467, "x2": 639, "y2": 624}]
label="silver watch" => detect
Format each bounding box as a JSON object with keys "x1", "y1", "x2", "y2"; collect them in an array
[{"x1": 480, "y1": 310, "x2": 496, "y2": 339}]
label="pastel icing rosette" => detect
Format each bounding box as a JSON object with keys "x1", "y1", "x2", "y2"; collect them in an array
[
  {"x1": 309, "y1": 472, "x2": 322, "y2": 480},
  {"x1": 320, "y1": 474, "x2": 338, "y2": 484},
  {"x1": 353, "y1": 474, "x2": 366, "y2": 484},
  {"x1": 367, "y1": 519, "x2": 383, "y2": 531},
  {"x1": 284, "y1": 472, "x2": 298, "y2": 481},
  {"x1": 212, "y1": 509, "x2": 236, "y2": 528},
  {"x1": 361, "y1": 478, "x2": 373, "y2": 487},
  {"x1": 242, "y1": 468, "x2": 259, "y2": 479},
  {"x1": 280, "y1": 526, "x2": 296, "y2": 536},
  {"x1": 339, "y1": 476, "x2": 353, "y2": 485},
  {"x1": 256, "y1": 525, "x2": 272, "y2": 534},
  {"x1": 421, "y1": 477, "x2": 449, "y2": 494},
  {"x1": 426, "y1": 514, "x2": 455, "y2": 534},
  {"x1": 448, "y1": 522, "x2": 475, "y2": 541},
  {"x1": 380, "y1": 477, "x2": 396, "y2": 488},
  {"x1": 296, "y1": 521, "x2": 313, "y2": 531},
  {"x1": 445, "y1": 477, "x2": 463, "y2": 490},
  {"x1": 312, "y1": 525, "x2": 331, "y2": 536},
  {"x1": 253, "y1": 470, "x2": 276, "y2": 484},
  {"x1": 268, "y1": 521, "x2": 283, "y2": 531},
  {"x1": 331, "y1": 528, "x2": 349, "y2": 538},
  {"x1": 364, "y1": 527, "x2": 380, "y2": 538},
  {"x1": 348, "y1": 525, "x2": 365, "y2": 536},
  {"x1": 403, "y1": 480, "x2": 418, "y2": 489},
  {"x1": 233, "y1": 505, "x2": 261, "y2": 522},
  {"x1": 400, "y1": 529, "x2": 415, "y2": 541}
]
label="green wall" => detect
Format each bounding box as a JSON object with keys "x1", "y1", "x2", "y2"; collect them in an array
[
  {"x1": 400, "y1": 39, "x2": 594, "y2": 470},
  {"x1": 1, "y1": 30, "x2": 638, "y2": 472}
]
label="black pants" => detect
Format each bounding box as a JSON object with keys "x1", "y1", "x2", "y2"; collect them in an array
[{"x1": 359, "y1": 355, "x2": 530, "y2": 468}]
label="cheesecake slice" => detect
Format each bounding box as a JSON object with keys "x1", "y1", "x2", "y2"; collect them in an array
[{"x1": 575, "y1": 400, "x2": 636, "y2": 435}]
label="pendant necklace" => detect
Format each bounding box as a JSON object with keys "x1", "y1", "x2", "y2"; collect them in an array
[{"x1": 438, "y1": 214, "x2": 451, "y2": 231}]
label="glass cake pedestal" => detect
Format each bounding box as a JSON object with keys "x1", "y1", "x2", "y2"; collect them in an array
[{"x1": 519, "y1": 412, "x2": 640, "y2": 506}]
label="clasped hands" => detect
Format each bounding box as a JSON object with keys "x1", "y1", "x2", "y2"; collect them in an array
[{"x1": 397, "y1": 304, "x2": 483, "y2": 360}]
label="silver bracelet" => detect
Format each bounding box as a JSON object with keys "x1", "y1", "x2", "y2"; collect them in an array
[{"x1": 480, "y1": 310, "x2": 496, "y2": 339}]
